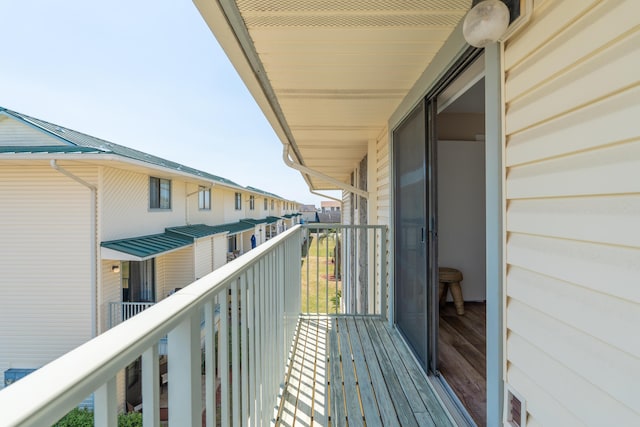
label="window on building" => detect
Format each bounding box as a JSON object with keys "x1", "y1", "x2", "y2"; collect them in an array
[
  {"x1": 198, "y1": 186, "x2": 211, "y2": 210},
  {"x1": 271, "y1": 199, "x2": 274, "y2": 210},
  {"x1": 150, "y1": 177, "x2": 171, "y2": 209},
  {"x1": 249, "y1": 195, "x2": 255, "y2": 210},
  {"x1": 264, "y1": 198, "x2": 268, "y2": 210},
  {"x1": 235, "y1": 192, "x2": 242, "y2": 210}
]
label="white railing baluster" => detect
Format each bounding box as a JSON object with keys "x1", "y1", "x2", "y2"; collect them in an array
[
  {"x1": 231, "y1": 278, "x2": 240, "y2": 427},
  {"x1": 142, "y1": 344, "x2": 160, "y2": 427},
  {"x1": 168, "y1": 312, "x2": 202, "y2": 426},
  {"x1": 247, "y1": 268, "x2": 256, "y2": 427},
  {"x1": 220, "y1": 285, "x2": 230, "y2": 426},
  {"x1": 204, "y1": 301, "x2": 216, "y2": 427},
  {"x1": 241, "y1": 273, "x2": 249, "y2": 425},
  {"x1": 94, "y1": 377, "x2": 117, "y2": 427}
]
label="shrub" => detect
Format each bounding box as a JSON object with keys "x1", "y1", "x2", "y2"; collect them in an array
[{"x1": 53, "y1": 407, "x2": 143, "y2": 427}]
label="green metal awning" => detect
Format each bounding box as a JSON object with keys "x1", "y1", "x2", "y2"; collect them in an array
[
  {"x1": 167, "y1": 224, "x2": 227, "y2": 239},
  {"x1": 266, "y1": 216, "x2": 282, "y2": 224},
  {"x1": 241, "y1": 218, "x2": 268, "y2": 225},
  {"x1": 101, "y1": 232, "x2": 192, "y2": 261}
]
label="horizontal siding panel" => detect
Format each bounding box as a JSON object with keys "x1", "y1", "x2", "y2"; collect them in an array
[
  {"x1": 161, "y1": 247, "x2": 194, "y2": 294},
  {"x1": 100, "y1": 260, "x2": 122, "y2": 333},
  {"x1": 0, "y1": 117, "x2": 65, "y2": 146},
  {"x1": 508, "y1": 299, "x2": 640, "y2": 412},
  {"x1": 507, "y1": 333, "x2": 638, "y2": 425},
  {"x1": 506, "y1": 85, "x2": 640, "y2": 166},
  {"x1": 507, "y1": 234, "x2": 640, "y2": 303},
  {"x1": 504, "y1": 0, "x2": 599, "y2": 71},
  {"x1": 507, "y1": 364, "x2": 583, "y2": 426},
  {"x1": 507, "y1": 266, "x2": 640, "y2": 357},
  {"x1": 213, "y1": 235, "x2": 227, "y2": 270},
  {"x1": 507, "y1": 195, "x2": 640, "y2": 247},
  {"x1": 506, "y1": 0, "x2": 638, "y2": 103},
  {"x1": 0, "y1": 166, "x2": 94, "y2": 375},
  {"x1": 195, "y1": 237, "x2": 213, "y2": 279},
  {"x1": 507, "y1": 140, "x2": 640, "y2": 199},
  {"x1": 506, "y1": 27, "x2": 640, "y2": 134}
]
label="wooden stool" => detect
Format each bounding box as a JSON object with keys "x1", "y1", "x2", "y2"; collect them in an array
[{"x1": 438, "y1": 267, "x2": 465, "y2": 315}]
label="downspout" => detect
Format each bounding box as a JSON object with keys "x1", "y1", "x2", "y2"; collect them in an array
[
  {"x1": 282, "y1": 145, "x2": 369, "y2": 199},
  {"x1": 50, "y1": 160, "x2": 98, "y2": 338}
]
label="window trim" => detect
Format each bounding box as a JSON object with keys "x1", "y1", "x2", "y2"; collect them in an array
[
  {"x1": 198, "y1": 186, "x2": 211, "y2": 211},
  {"x1": 149, "y1": 176, "x2": 171, "y2": 210},
  {"x1": 235, "y1": 192, "x2": 242, "y2": 210},
  {"x1": 249, "y1": 195, "x2": 255, "y2": 210}
]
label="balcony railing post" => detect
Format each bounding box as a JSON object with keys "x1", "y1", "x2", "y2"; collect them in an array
[
  {"x1": 94, "y1": 377, "x2": 117, "y2": 427},
  {"x1": 168, "y1": 311, "x2": 202, "y2": 426},
  {"x1": 231, "y1": 278, "x2": 240, "y2": 427},
  {"x1": 204, "y1": 301, "x2": 216, "y2": 427},
  {"x1": 142, "y1": 344, "x2": 160, "y2": 427}
]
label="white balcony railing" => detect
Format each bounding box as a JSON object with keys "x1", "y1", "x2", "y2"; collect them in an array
[
  {"x1": 0, "y1": 226, "x2": 302, "y2": 427},
  {"x1": 300, "y1": 223, "x2": 388, "y2": 317},
  {"x1": 108, "y1": 301, "x2": 155, "y2": 329},
  {"x1": 0, "y1": 223, "x2": 388, "y2": 426}
]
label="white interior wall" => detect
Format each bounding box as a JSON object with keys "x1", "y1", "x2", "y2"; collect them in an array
[{"x1": 437, "y1": 140, "x2": 486, "y2": 302}]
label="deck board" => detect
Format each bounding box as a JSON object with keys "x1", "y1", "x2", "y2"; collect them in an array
[{"x1": 276, "y1": 315, "x2": 451, "y2": 426}]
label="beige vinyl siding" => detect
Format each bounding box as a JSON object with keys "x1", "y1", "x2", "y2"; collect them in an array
[
  {"x1": 376, "y1": 130, "x2": 390, "y2": 227},
  {"x1": 159, "y1": 247, "x2": 194, "y2": 297},
  {"x1": 0, "y1": 165, "x2": 96, "y2": 383},
  {"x1": 213, "y1": 235, "x2": 228, "y2": 270},
  {"x1": 100, "y1": 260, "x2": 122, "y2": 333},
  {"x1": 503, "y1": 0, "x2": 640, "y2": 424},
  {"x1": 195, "y1": 237, "x2": 213, "y2": 279},
  {"x1": 101, "y1": 167, "x2": 187, "y2": 241},
  {"x1": 0, "y1": 116, "x2": 66, "y2": 146}
]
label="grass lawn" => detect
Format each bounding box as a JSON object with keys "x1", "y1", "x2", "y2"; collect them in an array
[{"x1": 301, "y1": 232, "x2": 342, "y2": 314}]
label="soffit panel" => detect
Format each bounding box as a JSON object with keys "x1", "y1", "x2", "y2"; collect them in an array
[{"x1": 236, "y1": 0, "x2": 470, "y2": 189}]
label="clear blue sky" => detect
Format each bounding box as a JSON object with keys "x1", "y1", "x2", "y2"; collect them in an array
[{"x1": 0, "y1": 0, "x2": 339, "y2": 206}]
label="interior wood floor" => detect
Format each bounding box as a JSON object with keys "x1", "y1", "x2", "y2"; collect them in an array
[
  {"x1": 277, "y1": 316, "x2": 453, "y2": 427},
  {"x1": 438, "y1": 302, "x2": 487, "y2": 426}
]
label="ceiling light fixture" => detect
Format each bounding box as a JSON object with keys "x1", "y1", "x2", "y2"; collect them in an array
[{"x1": 463, "y1": 0, "x2": 510, "y2": 48}]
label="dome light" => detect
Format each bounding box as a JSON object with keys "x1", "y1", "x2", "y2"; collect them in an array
[{"x1": 463, "y1": 0, "x2": 510, "y2": 48}]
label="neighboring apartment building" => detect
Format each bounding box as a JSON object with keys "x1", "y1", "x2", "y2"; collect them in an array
[
  {"x1": 197, "y1": 0, "x2": 640, "y2": 424},
  {"x1": 0, "y1": 107, "x2": 299, "y2": 403}
]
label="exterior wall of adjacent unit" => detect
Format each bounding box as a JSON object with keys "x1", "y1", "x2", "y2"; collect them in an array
[
  {"x1": 100, "y1": 166, "x2": 188, "y2": 241},
  {"x1": 0, "y1": 116, "x2": 66, "y2": 146},
  {"x1": 100, "y1": 259, "x2": 122, "y2": 333},
  {"x1": 187, "y1": 183, "x2": 223, "y2": 226},
  {"x1": 222, "y1": 187, "x2": 245, "y2": 223},
  {"x1": 157, "y1": 247, "x2": 194, "y2": 298},
  {"x1": 503, "y1": 0, "x2": 640, "y2": 424},
  {"x1": 376, "y1": 131, "x2": 390, "y2": 228},
  {"x1": 212, "y1": 234, "x2": 228, "y2": 270},
  {"x1": 194, "y1": 237, "x2": 214, "y2": 280},
  {"x1": 0, "y1": 164, "x2": 96, "y2": 385}
]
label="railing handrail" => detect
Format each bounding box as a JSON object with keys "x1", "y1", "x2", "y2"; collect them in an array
[{"x1": 0, "y1": 225, "x2": 303, "y2": 426}]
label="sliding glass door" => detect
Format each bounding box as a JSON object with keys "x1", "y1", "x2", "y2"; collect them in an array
[{"x1": 394, "y1": 101, "x2": 429, "y2": 367}]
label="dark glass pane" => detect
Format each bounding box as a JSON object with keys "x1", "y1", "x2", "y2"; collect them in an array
[{"x1": 394, "y1": 102, "x2": 428, "y2": 366}]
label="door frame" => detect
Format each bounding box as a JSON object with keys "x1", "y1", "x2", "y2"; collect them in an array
[{"x1": 389, "y1": 41, "x2": 505, "y2": 425}]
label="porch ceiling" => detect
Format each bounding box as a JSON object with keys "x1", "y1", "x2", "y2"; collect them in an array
[{"x1": 198, "y1": 0, "x2": 470, "y2": 190}]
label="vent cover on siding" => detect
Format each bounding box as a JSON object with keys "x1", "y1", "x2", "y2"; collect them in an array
[{"x1": 504, "y1": 386, "x2": 527, "y2": 427}]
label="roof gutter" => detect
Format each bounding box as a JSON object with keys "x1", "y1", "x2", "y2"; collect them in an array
[
  {"x1": 282, "y1": 145, "x2": 369, "y2": 199},
  {"x1": 50, "y1": 160, "x2": 98, "y2": 338},
  {"x1": 310, "y1": 189, "x2": 343, "y2": 204}
]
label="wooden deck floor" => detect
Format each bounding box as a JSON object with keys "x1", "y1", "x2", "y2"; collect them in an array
[
  {"x1": 439, "y1": 302, "x2": 486, "y2": 426},
  {"x1": 277, "y1": 316, "x2": 453, "y2": 427}
]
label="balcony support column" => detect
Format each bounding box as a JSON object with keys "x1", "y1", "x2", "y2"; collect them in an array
[
  {"x1": 94, "y1": 377, "x2": 117, "y2": 427},
  {"x1": 168, "y1": 312, "x2": 202, "y2": 426},
  {"x1": 142, "y1": 344, "x2": 160, "y2": 427}
]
